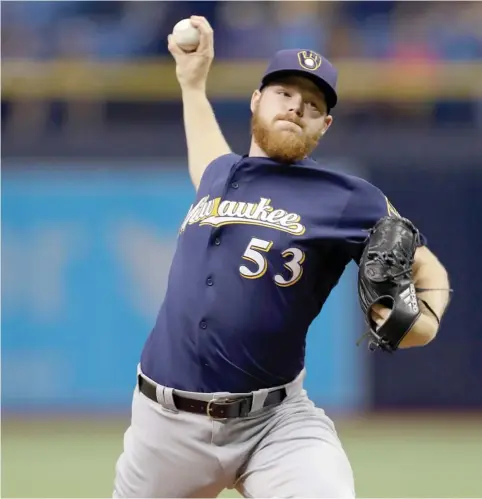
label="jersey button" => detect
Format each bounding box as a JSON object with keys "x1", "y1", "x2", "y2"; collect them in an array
[
  {"x1": 214, "y1": 237, "x2": 221, "y2": 246},
  {"x1": 206, "y1": 277, "x2": 214, "y2": 286},
  {"x1": 200, "y1": 321, "x2": 207, "y2": 329},
  {"x1": 231, "y1": 182, "x2": 239, "y2": 189}
]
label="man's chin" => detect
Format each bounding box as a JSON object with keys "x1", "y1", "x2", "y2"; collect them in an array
[{"x1": 251, "y1": 118, "x2": 317, "y2": 163}]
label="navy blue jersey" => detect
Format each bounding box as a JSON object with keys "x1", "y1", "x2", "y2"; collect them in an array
[{"x1": 141, "y1": 154, "x2": 404, "y2": 393}]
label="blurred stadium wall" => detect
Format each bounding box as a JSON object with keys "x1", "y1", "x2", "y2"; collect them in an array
[{"x1": 2, "y1": 1, "x2": 482, "y2": 418}]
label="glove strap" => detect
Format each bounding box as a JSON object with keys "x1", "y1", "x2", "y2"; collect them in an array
[
  {"x1": 415, "y1": 287, "x2": 454, "y2": 326},
  {"x1": 419, "y1": 299, "x2": 440, "y2": 325}
]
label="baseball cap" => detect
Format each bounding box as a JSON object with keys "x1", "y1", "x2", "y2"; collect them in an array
[{"x1": 260, "y1": 49, "x2": 338, "y2": 110}]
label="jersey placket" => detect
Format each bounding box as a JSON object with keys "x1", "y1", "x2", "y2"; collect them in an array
[{"x1": 197, "y1": 158, "x2": 246, "y2": 374}]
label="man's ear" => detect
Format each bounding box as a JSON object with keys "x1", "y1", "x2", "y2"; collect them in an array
[
  {"x1": 321, "y1": 115, "x2": 334, "y2": 135},
  {"x1": 250, "y1": 89, "x2": 262, "y2": 114}
]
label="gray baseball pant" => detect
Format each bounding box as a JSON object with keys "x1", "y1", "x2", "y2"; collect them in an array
[{"x1": 113, "y1": 366, "x2": 355, "y2": 498}]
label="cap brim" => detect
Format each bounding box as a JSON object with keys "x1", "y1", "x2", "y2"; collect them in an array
[{"x1": 261, "y1": 69, "x2": 337, "y2": 110}]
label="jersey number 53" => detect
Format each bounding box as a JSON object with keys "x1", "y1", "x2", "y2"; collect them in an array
[{"x1": 239, "y1": 237, "x2": 305, "y2": 287}]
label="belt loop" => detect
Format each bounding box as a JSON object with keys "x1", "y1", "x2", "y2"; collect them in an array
[
  {"x1": 155, "y1": 385, "x2": 165, "y2": 405},
  {"x1": 160, "y1": 387, "x2": 179, "y2": 413},
  {"x1": 250, "y1": 388, "x2": 269, "y2": 413}
]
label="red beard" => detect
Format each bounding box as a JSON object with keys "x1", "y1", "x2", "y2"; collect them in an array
[{"x1": 251, "y1": 110, "x2": 321, "y2": 163}]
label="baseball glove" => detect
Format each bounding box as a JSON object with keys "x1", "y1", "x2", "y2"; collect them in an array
[{"x1": 357, "y1": 215, "x2": 422, "y2": 352}]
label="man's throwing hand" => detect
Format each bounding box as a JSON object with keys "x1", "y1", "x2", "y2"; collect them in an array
[{"x1": 168, "y1": 16, "x2": 214, "y2": 92}]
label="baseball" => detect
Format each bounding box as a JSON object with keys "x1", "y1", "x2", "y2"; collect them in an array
[{"x1": 172, "y1": 19, "x2": 200, "y2": 52}]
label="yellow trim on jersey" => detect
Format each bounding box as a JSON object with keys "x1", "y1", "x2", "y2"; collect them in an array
[{"x1": 385, "y1": 197, "x2": 401, "y2": 217}]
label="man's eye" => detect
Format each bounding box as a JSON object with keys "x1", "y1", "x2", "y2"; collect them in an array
[{"x1": 278, "y1": 91, "x2": 291, "y2": 97}]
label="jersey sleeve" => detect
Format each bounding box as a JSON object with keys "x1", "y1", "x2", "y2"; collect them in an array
[
  {"x1": 339, "y1": 179, "x2": 427, "y2": 264},
  {"x1": 199, "y1": 153, "x2": 242, "y2": 189}
]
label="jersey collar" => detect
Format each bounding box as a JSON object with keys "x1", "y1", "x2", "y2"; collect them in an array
[{"x1": 243, "y1": 154, "x2": 318, "y2": 168}]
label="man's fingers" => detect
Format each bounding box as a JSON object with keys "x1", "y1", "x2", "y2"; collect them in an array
[
  {"x1": 370, "y1": 304, "x2": 391, "y2": 329},
  {"x1": 189, "y1": 16, "x2": 213, "y2": 51},
  {"x1": 190, "y1": 15, "x2": 213, "y2": 30},
  {"x1": 372, "y1": 304, "x2": 390, "y2": 318},
  {"x1": 371, "y1": 315, "x2": 384, "y2": 329}
]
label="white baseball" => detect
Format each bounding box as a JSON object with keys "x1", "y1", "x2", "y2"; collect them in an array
[{"x1": 172, "y1": 19, "x2": 200, "y2": 52}]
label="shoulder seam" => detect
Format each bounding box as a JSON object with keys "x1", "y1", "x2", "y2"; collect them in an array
[{"x1": 199, "y1": 153, "x2": 241, "y2": 184}]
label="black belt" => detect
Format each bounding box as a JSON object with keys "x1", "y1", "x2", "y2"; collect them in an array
[{"x1": 137, "y1": 375, "x2": 287, "y2": 419}]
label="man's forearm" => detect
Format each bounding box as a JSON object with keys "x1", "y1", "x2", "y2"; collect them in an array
[
  {"x1": 413, "y1": 247, "x2": 451, "y2": 322},
  {"x1": 399, "y1": 247, "x2": 451, "y2": 348},
  {"x1": 182, "y1": 88, "x2": 231, "y2": 190}
]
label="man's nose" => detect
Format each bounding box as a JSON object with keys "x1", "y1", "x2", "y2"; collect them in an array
[{"x1": 288, "y1": 95, "x2": 304, "y2": 117}]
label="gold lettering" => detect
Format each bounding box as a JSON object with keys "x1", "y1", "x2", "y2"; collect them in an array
[
  {"x1": 182, "y1": 196, "x2": 305, "y2": 236},
  {"x1": 188, "y1": 196, "x2": 209, "y2": 224},
  {"x1": 233, "y1": 202, "x2": 258, "y2": 218},
  {"x1": 243, "y1": 202, "x2": 258, "y2": 219},
  {"x1": 252, "y1": 198, "x2": 273, "y2": 221},
  {"x1": 283, "y1": 213, "x2": 304, "y2": 234},
  {"x1": 218, "y1": 200, "x2": 237, "y2": 217},
  {"x1": 266, "y1": 209, "x2": 287, "y2": 224},
  {"x1": 179, "y1": 204, "x2": 194, "y2": 233},
  {"x1": 211, "y1": 198, "x2": 220, "y2": 217},
  {"x1": 201, "y1": 199, "x2": 216, "y2": 219}
]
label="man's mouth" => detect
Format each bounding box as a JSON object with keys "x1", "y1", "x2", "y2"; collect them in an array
[{"x1": 278, "y1": 119, "x2": 302, "y2": 130}]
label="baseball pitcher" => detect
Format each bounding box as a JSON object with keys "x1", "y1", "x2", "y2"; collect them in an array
[{"x1": 113, "y1": 16, "x2": 452, "y2": 498}]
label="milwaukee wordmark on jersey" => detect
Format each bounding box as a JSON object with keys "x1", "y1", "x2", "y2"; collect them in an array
[{"x1": 180, "y1": 196, "x2": 305, "y2": 235}]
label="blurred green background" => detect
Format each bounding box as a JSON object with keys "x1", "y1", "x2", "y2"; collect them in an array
[{"x1": 3, "y1": 415, "x2": 482, "y2": 498}]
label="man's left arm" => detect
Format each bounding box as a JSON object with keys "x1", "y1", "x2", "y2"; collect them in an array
[
  {"x1": 346, "y1": 182, "x2": 452, "y2": 350},
  {"x1": 399, "y1": 246, "x2": 451, "y2": 348}
]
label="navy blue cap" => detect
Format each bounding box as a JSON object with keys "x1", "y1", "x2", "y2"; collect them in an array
[{"x1": 260, "y1": 49, "x2": 338, "y2": 110}]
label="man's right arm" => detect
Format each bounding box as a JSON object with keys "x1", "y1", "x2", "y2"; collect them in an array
[
  {"x1": 181, "y1": 88, "x2": 231, "y2": 190},
  {"x1": 168, "y1": 16, "x2": 231, "y2": 191}
]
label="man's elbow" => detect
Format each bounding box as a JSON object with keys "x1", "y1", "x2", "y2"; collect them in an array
[
  {"x1": 399, "y1": 330, "x2": 437, "y2": 349},
  {"x1": 431, "y1": 256, "x2": 450, "y2": 284},
  {"x1": 414, "y1": 246, "x2": 449, "y2": 282}
]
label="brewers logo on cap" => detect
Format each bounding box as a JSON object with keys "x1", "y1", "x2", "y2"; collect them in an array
[{"x1": 297, "y1": 50, "x2": 322, "y2": 71}]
